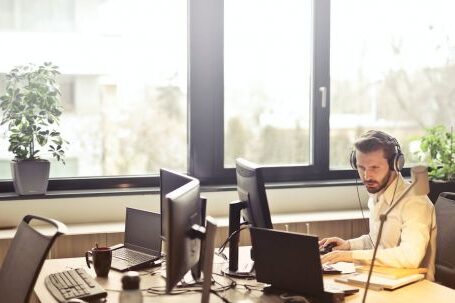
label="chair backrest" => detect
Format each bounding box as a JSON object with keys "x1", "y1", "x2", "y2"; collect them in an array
[
  {"x1": 435, "y1": 192, "x2": 455, "y2": 289},
  {"x1": 0, "y1": 215, "x2": 66, "y2": 303}
]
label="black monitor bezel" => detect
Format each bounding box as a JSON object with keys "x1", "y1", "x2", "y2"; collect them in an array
[{"x1": 235, "y1": 158, "x2": 273, "y2": 229}]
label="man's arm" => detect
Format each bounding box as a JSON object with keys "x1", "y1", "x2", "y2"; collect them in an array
[
  {"x1": 348, "y1": 234, "x2": 374, "y2": 250},
  {"x1": 351, "y1": 197, "x2": 434, "y2": 268}
]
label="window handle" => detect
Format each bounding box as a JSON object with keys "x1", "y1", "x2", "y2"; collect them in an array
[{"x1": 319, "y1": 86, "x2": 327, "y2": 108}]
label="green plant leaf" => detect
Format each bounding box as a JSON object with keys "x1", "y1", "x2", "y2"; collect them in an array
[
  {"x1": 0, "y1": 62, "x2": 68, "y2": 163},
  {"x1": 418, "y1": 125, "x2": 455, "y2": 181}
]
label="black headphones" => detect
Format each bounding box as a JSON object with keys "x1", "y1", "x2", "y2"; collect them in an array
[{"x1": 349, "y1": 131, "x2": 405, "y2": 172}]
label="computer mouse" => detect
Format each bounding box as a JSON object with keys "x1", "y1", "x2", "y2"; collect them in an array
[{"x1": 319, "y1": 242, "x2": 337, "y2": 255}]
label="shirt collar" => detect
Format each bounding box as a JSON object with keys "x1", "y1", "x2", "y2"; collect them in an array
[{"x1": 376, "y1": 173, "x2": 407, "y2": 206}]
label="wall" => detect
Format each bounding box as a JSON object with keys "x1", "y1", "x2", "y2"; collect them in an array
[{"x1": 0, "y1": 184, "x2": 368, "y2": 228}]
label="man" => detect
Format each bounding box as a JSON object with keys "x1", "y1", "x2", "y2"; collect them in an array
[{"x1": 320, "y1": 130, "x2": 437, "y2": 280}]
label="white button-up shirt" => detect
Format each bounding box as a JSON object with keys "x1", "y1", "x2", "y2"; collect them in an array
[{"x1": 348, "y1": 174, "x2": 437, "y2": 281}]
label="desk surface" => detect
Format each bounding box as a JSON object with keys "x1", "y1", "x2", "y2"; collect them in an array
[{"x1": 35, "y1": 256, "x2": 455, "y2": 303}]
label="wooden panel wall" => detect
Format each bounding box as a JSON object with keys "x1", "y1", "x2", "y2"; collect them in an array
[{"x1": 0, "y1": 218, "x2": 368, "y2": 264}]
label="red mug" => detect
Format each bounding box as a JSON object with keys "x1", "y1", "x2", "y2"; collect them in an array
[{"x1": 85, "y1": 246, "x2": 112, "y2": 277}]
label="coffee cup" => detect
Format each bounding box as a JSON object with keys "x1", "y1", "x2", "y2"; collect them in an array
[{"x1": 85, "y1": 246, "x2": 112, "y2": 277}]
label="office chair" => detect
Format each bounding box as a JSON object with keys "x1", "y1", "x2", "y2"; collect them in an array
[
  {"x1": 0, "y1": 214, "x2": 67, "y2": 303},
  {"x1": 435, "y1": 192, "x2": 455, "y2": 289}
]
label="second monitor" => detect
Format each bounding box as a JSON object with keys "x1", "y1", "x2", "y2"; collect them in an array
[
  {"x1": 224, "y1": 158, "x2": 273, "y2": 276},
  {"x1": 236, "y1": 158, "x2": 273, "y2": 229},
  {"x1": 163, "y1": 176, "x2": 217, "y2": 303}
]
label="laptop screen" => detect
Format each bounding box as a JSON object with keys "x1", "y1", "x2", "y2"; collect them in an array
[
  {"x1": 250, "y1": 227, "x2": 325, "y2": 297},
  {"x1": 124, "y1": 208, "x2": 161, "y2": 254}
]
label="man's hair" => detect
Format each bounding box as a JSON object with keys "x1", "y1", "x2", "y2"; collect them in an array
[{"x1": 354, "y1": 130, "x2": 400, "y2": 162}]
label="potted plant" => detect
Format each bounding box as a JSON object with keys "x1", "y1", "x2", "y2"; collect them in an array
[
  {"x1": 0, "y1": 62, "x2": 67, "y2": 195},
  {"x1": 417, "y1": 125, "x2": 455, "y2": 203}
]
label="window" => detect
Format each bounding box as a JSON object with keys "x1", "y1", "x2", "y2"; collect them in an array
[
  {"x1": 0, "y1": 0, "x2": 187, "y2": 183},
  {"x1": 330, "y1": 0, "x2": 455, "y2": 170},
  {"x1": 1, "y1": 0, "x2": 454, "y2": 191},
  {"x1": 0, "y1": 0, "x2": 75, "y2": 32},
  {"x1": 224, "y1": 0, "x2": 312, "y2": 166}
]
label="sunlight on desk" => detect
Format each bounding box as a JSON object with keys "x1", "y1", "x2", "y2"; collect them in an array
[{"x1": 34, "y1": 256, "x2": 455, "y2": 303}]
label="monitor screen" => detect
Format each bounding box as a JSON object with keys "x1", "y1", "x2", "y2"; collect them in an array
[
  {"x1": 164, "y1": 179, "x2": 203, "y2": 293},
  {"x1": 160, "y1": 169, "x2": 196, "y2": 240},
  {"x1": 236, "y1": 158, "x2": 273, "y2": 229}
]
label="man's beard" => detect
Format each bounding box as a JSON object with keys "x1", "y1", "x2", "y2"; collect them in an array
[{"x1": 364, "y1": 170, "x2": 393, "y2": 194}]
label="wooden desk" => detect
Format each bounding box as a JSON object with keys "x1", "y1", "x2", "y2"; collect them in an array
[
  {"x1": 34, "y1": 256, "x2": 264, "y2": 303},
  {"x1": 34, "y1": 256, "x2": 455, "y2": 303}
]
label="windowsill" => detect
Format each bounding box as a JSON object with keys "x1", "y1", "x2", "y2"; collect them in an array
[
  {"x1": 0, "y1": 187, "x2": 160, "y2": 201},
  {"x1": 0, "y1": 179, "x2": 360, "y2": 200}
]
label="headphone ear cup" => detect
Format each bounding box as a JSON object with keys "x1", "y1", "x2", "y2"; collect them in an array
[
  {"x1": 389, "y1": 137, "x2": 405, "y2": 172},
  {"x1": 394, "y1": 152, "x2": 405, "y2": 171},
  {"x1": 350, "y1": 150, "x2": 357, "y2": 170}
]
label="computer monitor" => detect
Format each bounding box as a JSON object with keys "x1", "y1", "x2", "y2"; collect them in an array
[
  {"x1": 223, "y1": 158, "x2": 273, "y2": 277},
  {"x1": 160, "y1": 169, "x2": 207, "y2": 280},
  {"x1": 164, "y1": 179, "x2": 217, "y2": 303},
  {"x1": 159, "y1": 168, "x2": 198, "y2": 240},
  {"x1": 236, "y1": 158, "x2": 273, "y2": 229}
]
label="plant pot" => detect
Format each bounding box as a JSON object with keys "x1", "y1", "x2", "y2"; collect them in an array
[
  {"x1": 428, "y1": 180, "x2": 455, "y2": 204},
  {"x1": 10, "y1": 160, "x2": 50, "y2": 195}
]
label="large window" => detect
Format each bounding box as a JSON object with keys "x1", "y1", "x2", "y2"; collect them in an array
[
  {"x1": 0, "y1": 0, "x2": 187, "y2": 181},
  {"x1": 224, "y1": 0, "x2": 312, "y2": 166},
  {"x1": 1, "y1": 0, "x2": 454, "y2": 191},
  {"x1": 330, "y1": 0, "x2": 455, "y2": 169}
]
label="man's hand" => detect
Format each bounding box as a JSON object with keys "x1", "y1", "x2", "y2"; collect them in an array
[
  {"x1": 318, "y1": 237, "x2": 350, "y2": 251},
  {"x1": 321, "y1": 250, "x2": 353, "y2": 264}
]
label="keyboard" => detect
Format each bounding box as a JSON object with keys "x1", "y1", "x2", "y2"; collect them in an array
[
  {"x1": 113, "y1": 247, "x2": 156, "y2": 263},
  {"x1": 45, "y1": 268, "x2": 107, "y2": 302}
]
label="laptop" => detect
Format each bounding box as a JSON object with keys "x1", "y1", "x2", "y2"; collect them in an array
[
  {"x1": 110, "y1": 208, "x2": 162, "y2": 272},
  {"x1": 250, "y1": 227, "x2": 359, "y2": 301}
]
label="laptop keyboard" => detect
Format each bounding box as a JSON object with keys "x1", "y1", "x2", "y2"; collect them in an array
[{"x1": 113, "y1": 247, "x2": 156, "y2": 263}]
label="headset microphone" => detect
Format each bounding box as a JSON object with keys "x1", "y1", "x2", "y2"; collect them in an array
[{"x1": 361, "y1": 165, "x2": 430, "y2": 303}]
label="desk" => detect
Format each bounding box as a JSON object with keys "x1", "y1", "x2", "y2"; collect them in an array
[
  {"x1": 34, "y1": 257, "x2": 455, "y2": 303},
  {"x1": 34, "y1": 256, "x2": 265, "y2": 303}
]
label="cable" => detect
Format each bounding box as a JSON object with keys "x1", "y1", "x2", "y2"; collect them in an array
[
  {"x1": 354, "y1": 176, "x2": 375, "y2": 248},
  {"x1": 139, "y1": 268, "x2": 161, "y2": 276},
  {"x1": 146, "y1": 272, "x2": 238, "y2": 298},
  {"x1": 235, "y1": 282, "x2": 266, "y2": 292},
  {"x1": 361, "y1": 171, "x2": 400, "y2": 303},
  {"x1": 212, "y1": 273, "x2": 237, "y2": 291},
  {"x1": 210, "y1": 289, "x2": 231, "y2": 303},
  {"x1": 207, "y1": 274, "x2": 236, "y2": 303},
  {"x1": 279, "y1": 293, "x2": 311, "y2": 303},
  {"x1": 355, "y1": 167, "x2": 400, "y2": 249},
  {"x1": 216, "y1": 224, "x2": 249, "y2": 256},
  {"x1": 389, "y1": 172, "x2": 399, "y2": 206}
]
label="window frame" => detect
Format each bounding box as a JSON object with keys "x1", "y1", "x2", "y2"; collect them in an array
[
  {"x1": 1, "y1": 0, "x2": 399, "y2": 194},
  {"x1": 190, "y1": 0, "x2": 337, "y2": 185}
]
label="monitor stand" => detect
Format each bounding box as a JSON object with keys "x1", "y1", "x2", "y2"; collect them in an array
[
  {"x1": 221, "y1": 200, "x2": 255, "y2": 279},
  {"x1": 172, "y1": 217, "x2": 216, "y2": 303}
]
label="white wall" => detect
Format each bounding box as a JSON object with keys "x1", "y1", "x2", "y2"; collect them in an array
[{"x1": 0, "y1": 185, "x2": 368, "y2": 228}]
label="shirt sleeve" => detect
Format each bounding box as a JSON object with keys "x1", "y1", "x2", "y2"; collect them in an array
[
  {"x1": 351, "y1": 196, "x2": 434, "y2": 268},
  {"x1": 348, "y1": 235, "x2": 374, "y2": 250}
]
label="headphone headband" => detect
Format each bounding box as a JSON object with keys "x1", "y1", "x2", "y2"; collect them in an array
[{"x1": 350, "y1": 131, "x2": 405, "y2": 172}]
